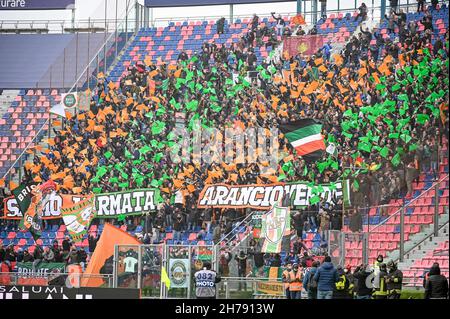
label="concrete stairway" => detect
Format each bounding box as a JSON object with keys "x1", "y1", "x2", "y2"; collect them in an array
[{"x1": 397, "y1": 222, "x2": 449, "y2": 271}]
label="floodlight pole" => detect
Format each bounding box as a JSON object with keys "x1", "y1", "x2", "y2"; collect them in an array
[
  {"x1": 297, "y1": 0, "x2": 302, "y2": 14},
  {"x1": 71, "y1": 8, "x2": 75, "y2": 30},
  {"x1": 381, "y1": 0, "x2": 387, "y2": 18},
  {"x1": 229, "y1": 4, "x2": 234, "y2": 24}
]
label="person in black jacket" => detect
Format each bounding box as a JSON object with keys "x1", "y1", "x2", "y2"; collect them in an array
[
  {"x1": 52, "y1": 240, "x2": 63, "y2": 263},
  {"x1": 23, "y1": 249, "x2": 34, "y2": 262},
  {"x1": 394, "y1": 9, "x2": 407, "y2": 27},
  {"x1": 0, "y1": 244, "x2": 5, "y2": 262},
  {"x1": 62, "y1": 236, "x2": 72, "y2": 252},
  {"x1": 88, "y1": 233, "x2": 98, "y2": 253},
  {"x1": 4, "y1": 245, "x2": 16, "y2": 262},
  {"x1": 355, "y1": 3, "x2": 368, "y2": 21},
  {"x1": 216, "y1": 17, "x2": 225, "y2": 35},
  {"x1": 333, "y1": 265, "x2": 352, "y2": 299},
  {"x1": 417, "y1": 0, "x2": 426, "y2": 12},
  {"x1": 271, "y1": 12, "x2": 285, "y2": 36},
  {"x1": 250, "y1": 14, "x2": 259, "y2": 32},
  {"x1": 424, "y1": 263, "x2": 449, "y2": 299},
  {"x1": 235, "y1": 250, "x2": 248, "y2": 291},
  {"x1": 32, "y1": 244, "x2": 43, "y2": 272},
  {"x1": 353, "y1": 264, "x2": 373, "y2": 299},
  {"x1": 390, "y1": 0, "x2": 399, "y2": 12}
]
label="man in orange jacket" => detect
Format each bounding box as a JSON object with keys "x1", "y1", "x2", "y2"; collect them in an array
[{"x1": 282, "y1": 262, "x2": 292, "y2": 299}]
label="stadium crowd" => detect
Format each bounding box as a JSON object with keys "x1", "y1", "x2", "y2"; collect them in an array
[
  {"x1": 0, "y1": 234, "x2": 98, "y2": 272},
  {"x1": 0, "y1": 3, "x2": 448, "y2": 293}
]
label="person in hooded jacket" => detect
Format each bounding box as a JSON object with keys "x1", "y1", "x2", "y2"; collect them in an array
[
  {"x1": 23, "y1": 249, "x2": 34, "y2": 262},
  {"x1": 386, "y1": 260, "x2": 403, "y2": 299},
  {"x1": 424, "y1": 263, "x2": 449, "y2": 299},
  {"x1": 303, "y1": 261, "x2": 320, "y2": 299},
  {"x1": 333, "y1": 265, "x2": 352, "y2": 299},
  {"x1": 313, "y1": 256, "x2": 339, "y2": 299},
  {"x1": 353, "y1": 264, "x2": 373, "y2": 299}
]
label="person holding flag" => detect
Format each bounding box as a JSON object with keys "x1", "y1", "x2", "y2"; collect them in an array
[{"x1": 20, "y1": 180, "x2": 57, "y2": 242}]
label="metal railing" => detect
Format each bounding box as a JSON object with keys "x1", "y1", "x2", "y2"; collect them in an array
[
  {"x1": 2, "y1": 0, "x2": 444, "y2": 33},
  {"x1": 368, "y1": 175, "x2": 449, "y2": 234},
  {"x1": 218, "y1": 212, "x2": 254, "y2": 246}
]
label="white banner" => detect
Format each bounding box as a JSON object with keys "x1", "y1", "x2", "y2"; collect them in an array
[{"x1": 169, "y1": 259, "x2": 190, "y2": 288}]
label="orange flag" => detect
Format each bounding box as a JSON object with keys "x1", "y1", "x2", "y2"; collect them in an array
[
  {"x1": 303, "y1": 81, "x2": 319, "y2": 95},
  {"x1": 355, "y1": 94, "x2": 363, "y2": 106},
  {"x1": 33, "y1": 176, "x2": 42, "y2": 183},
  {"x1": 9, "y1": 181, "x2": 18, "y2": 190},
  {"x1": 65, "y1": 111, "x2": 73, "y2": 120},
  {"x1": 173, "y1": 179, "x2": 183, "y2": 188},
  {"x1": 333, "y1": 54, "x2": 344, "y2": 66},
  {"x1": 144, "y1": 56, "x2": 152, "y2": 66},
  {"x1": 314, "y1": 57, "x2": 323, "y2": 66},
  {"x1": 267, "y1": 175, "x2": 278, "y2": 183},
  {"x1": 150, "y1": 96, "x2": 161, "y2": 103},
  {"x1": 349, "y1": 80, "x2": 358, "y2": 91},
  {"x1": 126, "y1": 97, "x2": 134, "y2": 106},
  {"x1": 149, "y1": 70, "x2": 159, "y2": 78},
  {"x1": 340, "y1": 68, "x2": 349, "y2": 77},
  {"x1": 108, "y1": 82, "x2": 116, "y2": 90},
  {"x1": 318, "y1": 64, "x2": 328, "y2": 72},
  {"x1": 174, "y1": 68, "x2": 182, "y2": 78},
  {"x1": 292, "y1": 14, "x2": 306, "y2": 25},
  {"x1": 372, "y1": 72, "x2": 381, "y2": 84},
  {"x1": 336, "y1": 82, "x2": 349, "y2": 94},
  {"x1": 301, "y1": 95, "x2": 311, "y2": 104},
  {"x1": 81, "y1": 224, "x2": 141, "y2": 287},
  {"x1": 358, "y1": 67, "x2": 367, "y2": 77},
  {"x1": 291, "y1": 89, "x2": 300, "y2": 99}
]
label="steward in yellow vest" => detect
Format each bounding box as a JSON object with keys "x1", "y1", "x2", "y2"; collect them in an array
[
  {"x1": 282, "y1": 263, "x2": 293, "y2": 299},
  {"x1": 288, "y1": 263, "x2": 303, "y2": 299}
]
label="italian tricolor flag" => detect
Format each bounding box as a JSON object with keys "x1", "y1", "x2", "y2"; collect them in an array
[{"x1": 280, "y1": 119, "x2": 326, "y2": 161}]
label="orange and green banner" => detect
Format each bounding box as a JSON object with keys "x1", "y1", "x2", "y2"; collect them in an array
[
  {"x1": 3, "y1": 188, "x2": 158, "y2": 220},
  {"x1": 261, "y1": 205, "x2": 291, "y2": 254},
  {"x1": 81, "y1": 223, "x2": 140, "y2": 287},
  {"x1": 61, "y1": 195, "x2": 96, "y2": 243}
]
